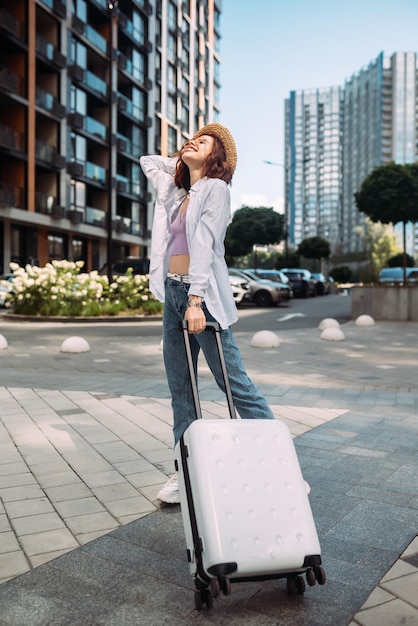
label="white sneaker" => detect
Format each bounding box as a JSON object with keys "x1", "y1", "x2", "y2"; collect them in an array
[{"x1": 157, "y1": 473, "x2": 180, "y2": 504}]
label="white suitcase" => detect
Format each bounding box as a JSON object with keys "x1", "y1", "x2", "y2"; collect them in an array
[{"x1": 174, "y1": 322, "x2": 325, "y2": 610}]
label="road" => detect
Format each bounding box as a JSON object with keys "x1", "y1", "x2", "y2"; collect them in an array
[
  {"x1": 0, "y1": 294, "x2": 351, "y2": 340},
  {"x1": 234, "y1": 292, "x2": 352, "y2": 332},
  {"x1": 0, "y1": 292, "x2": 352, "y2": 342}
]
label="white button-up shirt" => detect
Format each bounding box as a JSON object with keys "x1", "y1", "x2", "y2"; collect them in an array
[{"x1": 140, "y1": 155, "x2": 237, "y2": 329}]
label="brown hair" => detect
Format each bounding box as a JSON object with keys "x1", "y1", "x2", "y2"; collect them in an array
[{"x1": 173, "y1": 134, "x2": 233, "y2": 190}]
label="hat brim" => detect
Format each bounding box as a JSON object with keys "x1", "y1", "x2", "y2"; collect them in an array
[{"x1": 192, "y1": 123, "x2": 237, "y2": 175}]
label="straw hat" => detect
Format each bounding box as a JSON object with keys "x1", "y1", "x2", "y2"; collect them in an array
[{"x1": 192, "y1": 123, "x2": 237, "y2": 175}]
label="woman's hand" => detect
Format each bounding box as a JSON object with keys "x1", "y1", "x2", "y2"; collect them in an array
[{"x1": 184, "y1": 306, "x2": 206, "y2": 334}]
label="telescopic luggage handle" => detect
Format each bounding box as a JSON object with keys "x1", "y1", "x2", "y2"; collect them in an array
[{"x1": 180, "y1": 320, "x2": 237, "y2": 420}]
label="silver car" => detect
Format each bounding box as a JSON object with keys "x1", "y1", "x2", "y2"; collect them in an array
[{"x1": 228, "y1": 268, "x2": 290, "y2": 307}]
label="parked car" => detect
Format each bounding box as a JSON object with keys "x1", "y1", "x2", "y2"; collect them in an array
[
  {"x1": 247, "y1": 268, "x2": 293, "y2": 294},
  {"x1": 112, "y1": 257, "x2": 150, "y2": 275},
  {"x1": 378, "y1": 267, "x2": 418, "y2": 283},
  {"x1": 240, "y1": 269, "x2": 293, "y2": 301},
  {"x1": 229, "y1": 275, "x2": 250, "y2": 306},
  {"x1": 281, "y1": 268, "x2": 317, "y2": 298},
  {"x1": 228, "y1": 268, "x2": 291, "y2": 307},
  {"x1": 311, "y1": 272, "x2": 332, "y2": 295}
]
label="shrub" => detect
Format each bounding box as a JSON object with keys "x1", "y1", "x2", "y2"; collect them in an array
[
  {"x1": 5, "y1": 261, "x2": 163, "y2": 317},
  {"x1": 329, "y1": 265, "x2": 353, "y2": 283}
]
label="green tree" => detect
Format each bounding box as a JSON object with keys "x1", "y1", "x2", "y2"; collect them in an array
[
  {"x1": 297, "y1": 236, "x2": 330, "y2": 269},
  {"x1": 355, "y1": 162, "x2": 418, "y2": 279},
  {"x1": 387, "y1": 252, "x2": 414, "y2": 268},
  {"x1": 225, "y1": 206, "x2": 284, "y2": 261},
  {"x1": 354, "y1": 217, "x2": 401, "y2": 281}
]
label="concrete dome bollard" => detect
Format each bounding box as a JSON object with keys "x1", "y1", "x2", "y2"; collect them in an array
[
  {"x1": 250, "y1": 330, "x2": 280, "y2": 349},
  {"x1": 318, "y1": 318, "x2": 340, "y2": 331},
  {"x1": 60, "y1": 336, "x2": 91, "y2": 353},
  {"x1": 320, "y1": 327, "x2": 345, "y2": 342},
  {"x1": 0, "y1": 334, "x2": 8, "y2": 350},
  {"x1": 355, "y1": 314, "x2": 375, "y2": 327}
]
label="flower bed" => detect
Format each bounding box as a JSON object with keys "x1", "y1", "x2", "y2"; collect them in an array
[{"x1": 3, "y1": 261, "x2": 163, "y2": 317}]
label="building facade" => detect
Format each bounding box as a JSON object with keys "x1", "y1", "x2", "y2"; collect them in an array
[
  {"x1": 285, "y1": 51, "x2": 418, "y2": 256},
  {"x1": 285, "y1": 86, "x2": 343, "y2": 252},
  {"x1": 0, "y1": 0, "x2": 222, "y2": 275}
]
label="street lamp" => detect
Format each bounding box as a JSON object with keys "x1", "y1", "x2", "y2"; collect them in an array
[{"x1": 107, "y1": 1, "x2": 119, "y2": 283}]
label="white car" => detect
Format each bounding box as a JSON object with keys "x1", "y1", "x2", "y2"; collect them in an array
[{"x1": 229, "y1": 275, "x2": 250, "y2": 306}]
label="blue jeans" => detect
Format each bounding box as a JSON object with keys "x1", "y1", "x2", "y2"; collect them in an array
[{"x1": 163, "y1": 277, "x2": 274, "y2": 446}]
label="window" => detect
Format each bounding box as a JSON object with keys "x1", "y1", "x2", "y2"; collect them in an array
[
  {"x1": 132, "y1": 87, "x2": 145, "y2": 122},
  {"x1": 132, "y1": 11, "x2": 145, "y2": 45},
  {"x1": 70, "y1": 86, "x2": 86, "y2": 115},
  {"x1": 70, "y1": 38, "x2": 87, "y2": 69},
  {"x1": 48, "y1": 233, "x2": 67, "y2": 261},
  {"x1": 70, "y1": 133, "x2": 86, "y2": 163},
  {"x1": 70, "y1": 180, "x2": 86, "y2": 210}
]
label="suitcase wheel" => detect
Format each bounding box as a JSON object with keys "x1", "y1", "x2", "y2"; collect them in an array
[
  {"x1": 314, "y1": 565, "x2": 326, "y2": 585},
  {"x1": 287, "y1": 575, "x2": 305, "y2": 595},
  {"x1": 210, "y1": 578, "x2": 220, "y2": 598},
  {"x1": 306, "y1": 567, "x2": 316, "y2": 587},
  {"x1": 218, "y1": 575, "x2": 231, "y2": 596},
  {"x1": 194, "y1": 588, "x2": 213, "y2": 610}
]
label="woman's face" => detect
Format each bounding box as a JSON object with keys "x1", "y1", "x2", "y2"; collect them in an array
[{"x1": 181, "y1": 135, "x2": 214, "y2": 168}]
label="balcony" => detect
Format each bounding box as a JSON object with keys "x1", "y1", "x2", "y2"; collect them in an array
[
  {"x1": 114, "y1": 216, "x2": 131, "y2": 234},
  {"x1": 35, "y1": 34, "x2": 66, "y2": 69},
  {"x1": 67, "y1": 209, "x2": 84, "y2": 224},
  {"x1": 35, "y1": 139, "x2": 66, "y2": 169},
  {"x1": 0, "y1": 67, "x2": 24, "y2": 98},
  {"x1": 0, "y1": 123, "x2": 25, "y2": 153},
  {"x1": 35, "y1": 86, "x2": 66, "y2": 118},
  {"x1": 85, "y1": 71, "x2": 108, "y2": 99},
  {"x1": 35, "y1": 191, "x2": 55, "y2": 214},
  {"x1": 0, "y1": 182, "x2": 24, "y2": 209},
  {"x1": 38, "y1": 0, "x2": 66, "y2": 18},
  {"x1": 85, "y1": 161, "x2": 107, "y2": 184},
  {"x1": 84, "y1": 116, "x2": 107, "y2": 142},
  {"x1": 0, "y1": 6, "x2": 24, "y2": 41},
  {"x1": 85, "y1": 206, "x2": 106, "y2": 228},
  {"x1": 86, "y1": 25, "x2": 108, "y2": 55}
]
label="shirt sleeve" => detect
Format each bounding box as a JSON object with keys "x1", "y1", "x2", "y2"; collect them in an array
[
  {"x1": 139, "y1": 155, "x2": 177, "y2": 191},
  {"x1": 188, "y1": 180, "x2": 231, "y2": 298}
]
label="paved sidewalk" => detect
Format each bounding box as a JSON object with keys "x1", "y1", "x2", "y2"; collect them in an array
[{"x1": 0, "y1": 315, "x2": 417, "y2": 625}]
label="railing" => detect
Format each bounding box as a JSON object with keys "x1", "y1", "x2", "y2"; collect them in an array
[
  {"x1": 35, "y1": 86, "x2": 62, "y2": 115},
  {"x1": 85, "y1": 206, "x2": 106, "y2": 228},
  {"x1": 0, "y1": 67, "x2": 24, "y2": 97},
  {"x1": 85, "y1": 116, "x2": 107, "y2": 141},
  {"x1": 85, "y1": 161, "x2": 107, "y2": 184},
  {"x1": 86, "y1": 71, "x2": 108, "y2": 98},
  {"x1": 35, "y1": 139, "x2": 56, "y2": 164},
  {"x1": 35, "y1": 191, "x2": 55, "y2": 214},
  {"x1": 0, "y1": 123, "x2": 24, "y2": 152},
  {"x1": 0, "y1": 6, "x2": 24, "y2": 38},
  {"x1": 0, "y1": 182, "x2": 24, "y2": 208},
  {"x1": 86, "y1": 25, "x2": 108, "y2": 54}
]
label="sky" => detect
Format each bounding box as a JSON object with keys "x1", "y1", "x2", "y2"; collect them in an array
[{"x1": 219, "y1": 0, "x2": 418, "y2": 213}]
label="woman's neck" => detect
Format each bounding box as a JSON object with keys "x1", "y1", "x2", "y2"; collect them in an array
[{"x1": 189, "y1": 166, "x2": 203, "y2": 188}]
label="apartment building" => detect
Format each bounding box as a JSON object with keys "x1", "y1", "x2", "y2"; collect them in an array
[
  {"x1": 0, "y1": 0, "x2": 222, "y2": 274},
  {"x1": 284, "y1": 85, "x2": 343, "y2": 252},
  {"x1": 285, "y1": 51, "x2": 418, "y2": 256}
]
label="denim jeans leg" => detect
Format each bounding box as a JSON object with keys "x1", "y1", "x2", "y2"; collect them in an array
[
  {"x1": 163, "y1": 279, "x2": 201, "y2": 446},
  {"x1": 196, "y1": 323, "x2": 275, "y2": 421}
]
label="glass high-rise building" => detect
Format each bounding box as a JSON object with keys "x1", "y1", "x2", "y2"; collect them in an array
[
  {"x1": 285, "y1": 86, "x2": 343, "y2": 252},
  {"x1": 285, "y1": 51, "x2": 418, "y2": 256},
  {"x1": 0, "y1": 0, "x2": 222, "y2": 274}
]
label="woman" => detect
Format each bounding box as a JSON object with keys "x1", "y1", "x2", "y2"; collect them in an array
[{"x1": 140, "y1": 123, "x2": 274, "y2": 504}]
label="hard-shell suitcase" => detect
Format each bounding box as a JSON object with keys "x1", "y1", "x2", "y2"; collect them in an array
[{"x1": 174, "y1": 321, "x2": 325, "y2": 610}]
